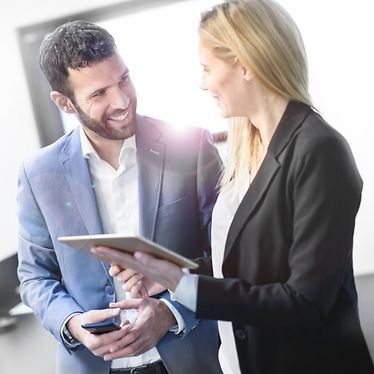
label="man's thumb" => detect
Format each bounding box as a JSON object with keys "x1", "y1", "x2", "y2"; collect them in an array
[{"x1": 89, "y1": 307, "x2": 121, "y2": 322}]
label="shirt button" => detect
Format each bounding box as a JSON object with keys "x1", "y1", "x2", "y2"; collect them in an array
[
  {"x1": 105, "y1": 285, "x2": 114, "y2": 295},
  {"x1": 235, "y1": 329, "x2": 247, "y2": 340}
]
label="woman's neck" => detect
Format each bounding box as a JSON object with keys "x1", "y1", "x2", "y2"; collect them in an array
[{"x1": 247, "y1": 90, "x2": 289, "y2": 148}]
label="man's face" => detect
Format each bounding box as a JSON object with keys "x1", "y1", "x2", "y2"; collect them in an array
[{"x1": 67, "y1": 51, "x2": 137, "y2": 140}]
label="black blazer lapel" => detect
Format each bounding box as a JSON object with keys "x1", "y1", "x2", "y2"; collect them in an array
[
  {"x1": 224, "y1": 101, "x2": 311, "y2": 262},
  {"x1": 224, "y1": 156, "x2": 280, "y2": 262},
  {"x1": 136, "y1": 116, "x2": 165, "y2": 240}
]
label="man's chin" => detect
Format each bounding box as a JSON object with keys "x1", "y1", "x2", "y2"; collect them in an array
[{"x1": 107, "y1": 126, "x2": 136, "y2": 140}]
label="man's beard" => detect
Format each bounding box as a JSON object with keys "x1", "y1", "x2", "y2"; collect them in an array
[{"x1": 75, "y1": 104, "x2": 136, "y2": 140}]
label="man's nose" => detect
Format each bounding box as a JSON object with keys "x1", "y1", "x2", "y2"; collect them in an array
[{"x1": 109, "y1": 87, "x2": 130, "y2": 109}]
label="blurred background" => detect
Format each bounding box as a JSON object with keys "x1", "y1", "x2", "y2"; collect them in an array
[{"x1": 0, "y1": 0, "x2": 373, "y2": 372}]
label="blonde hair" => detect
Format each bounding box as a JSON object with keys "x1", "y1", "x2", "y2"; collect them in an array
[{"x1": 199, "y1": 0, "x2": 313, "y2": 187}]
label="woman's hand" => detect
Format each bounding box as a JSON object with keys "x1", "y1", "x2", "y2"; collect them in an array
[
  {"x1": 92, "y1": 247, "x2": 183, "y2": 292},
  {"x1": 109, "y1": 264, "x2": 166, "y2": 298}
]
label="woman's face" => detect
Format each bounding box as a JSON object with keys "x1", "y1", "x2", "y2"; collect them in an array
[{"x1": 199, "y1": 42, "x2": 249, "y2": 118}]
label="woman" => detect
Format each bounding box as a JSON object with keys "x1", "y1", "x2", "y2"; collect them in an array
[{"x1": 93, "y1": 1, "x2": 374, "y2": 373}]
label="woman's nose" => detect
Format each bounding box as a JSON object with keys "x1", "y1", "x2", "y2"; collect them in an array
[{"x1": 200, "y1": 75, "x2": 207, "y2": 91}]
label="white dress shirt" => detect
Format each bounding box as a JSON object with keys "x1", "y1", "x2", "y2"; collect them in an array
[
  {"x1": 79, "y1": 127, "x2": 182, "y2": 369},
  {"x1": 174, "y1": 177, "x2": 249, "y2": 374}
]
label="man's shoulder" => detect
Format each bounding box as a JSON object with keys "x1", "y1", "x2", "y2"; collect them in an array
[
  {"x1": 136, "y1": 115, "x2": 213, "y2": 152},
  {"x1": 137, "y1": 115, "x2": 206, "y2": 137},
  {"x1": 22, "y1": 129, "x2": 77, "y2": 171}
]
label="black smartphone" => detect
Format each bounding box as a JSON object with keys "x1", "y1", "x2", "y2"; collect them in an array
[{"x1": 81, "y1": 317, "x2": 121, "y2": 334}]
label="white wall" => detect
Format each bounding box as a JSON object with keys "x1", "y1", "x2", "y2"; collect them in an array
[
  {"x1": 0, "y1": 0, "x2": 123, "y2": 262},
  {"x1": 278, "y1": 0, "x2": 374, "y2": 275},
  {"x1": 0, "y1": 0, "x2": 373, "y2": 275}
]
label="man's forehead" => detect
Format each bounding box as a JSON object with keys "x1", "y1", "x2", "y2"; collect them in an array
[{"x1": 66, "y1": 55, "x2": 128, "y2": 92}]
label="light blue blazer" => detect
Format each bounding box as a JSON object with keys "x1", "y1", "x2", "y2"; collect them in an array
[{"x1": 17, "y1": 115, "x2": 223, "y2": 374}]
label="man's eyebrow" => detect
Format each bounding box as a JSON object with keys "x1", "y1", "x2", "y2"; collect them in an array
[{"x1": 87, "y1": 69, "x2": 130, "y2": 98}]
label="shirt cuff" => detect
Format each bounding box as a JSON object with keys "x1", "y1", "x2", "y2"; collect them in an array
[
  {"x1": 60, "y1": 312, "x2": 83, "y2": 349},
  {"x1": 159, "y1": 298, "x2": 185, "y2": 334},
  {"x1": 170, "y1": 272, "x2": 198, "y2": 313}
]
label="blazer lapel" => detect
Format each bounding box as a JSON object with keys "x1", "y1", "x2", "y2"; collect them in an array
[
  {"x1": 60, "y1": 128, "x2": 103, "y2": 236},
  {"x1": 136, "y1": 116, "x2": 165, "y2": 240},
  {"x1": 224, "y1": 101, "x2": 311, "y2": 261},
  {"x1": 224, "y1": 156, "x2": 280, "y2": 262}
]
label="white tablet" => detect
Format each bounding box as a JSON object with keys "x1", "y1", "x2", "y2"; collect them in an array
[{"x1": 58, "y1": 234, "x2": 198, "y2": 269}]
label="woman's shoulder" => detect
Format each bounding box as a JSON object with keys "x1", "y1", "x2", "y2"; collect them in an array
[
  {"x1": 295, "y1": 108, "x2": 349, "y2": 152},
  {"x1": 288, "y1": 109, "x2": 359, "y2": 178}
]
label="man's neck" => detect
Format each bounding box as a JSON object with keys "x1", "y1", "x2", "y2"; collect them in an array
[{"x1": 83, "y1": 128, "x2": 124, "y2": 170}]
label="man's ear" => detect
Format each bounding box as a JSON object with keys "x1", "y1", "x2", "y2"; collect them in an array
[{"x1": 50, "y1": 91, "x2": 76, "y2": 113}]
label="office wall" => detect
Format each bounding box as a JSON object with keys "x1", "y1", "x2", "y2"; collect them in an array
[
  {"x1": 280, "y1": 0, "x2": 374, "y2": 276},
  {"x1": 0, "y1": 0, "x2": 373, "y2": 274},
  {"x1": 0, "y1": 0, "x2": 122, "y2": 262}
]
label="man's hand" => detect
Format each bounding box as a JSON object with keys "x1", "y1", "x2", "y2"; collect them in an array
[
  {"x1": 109, "y1": 264, "x2": 166, "y2": 298},
  {"x1": 92, "y1": 248, "x2": 184, "y2": 292},
  {"x1": 102, "y1": 298, "x2": 176, "y2": 360},
  {"x1": 66, "y1": 308, "x2": 131, "y2": 357}
]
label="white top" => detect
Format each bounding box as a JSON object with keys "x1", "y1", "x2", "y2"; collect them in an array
[
  {"x1": 173, "y1": 176, "x2": 249, "y2": 374},
  {"x1": 80, "y1": 127, "x2": 160, "y2": 368},
  {"x1": 211, "y1": 179, "x2": 248, "y2": 374}
]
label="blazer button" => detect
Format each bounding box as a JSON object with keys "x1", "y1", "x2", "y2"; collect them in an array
[
  {"x1": 235, "y1": 329, "x2": 247, "y2": 340},
  {"x1": 105, "y1": 285, "x2": 114, "y2": 295}
]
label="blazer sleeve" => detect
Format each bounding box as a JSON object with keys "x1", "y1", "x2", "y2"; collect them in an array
[
  {"x1": 158, "y1": 129, "x2": 221, "y2": 334},
  {"x1": 17, "y1": 162, "x2": 84, "y2": 343},
  {"x1": 195, "y1": 133, "x2": 362, "y2": 332},
  {"x1": 157, "y1": 291, "x2": 198, "y2": 335},
  {"x1": 196, "y1": 129, "x2": 223, "y2": 256},
  {"x1": 192, "y1": 256, "x2": 214, "y2": 276}
]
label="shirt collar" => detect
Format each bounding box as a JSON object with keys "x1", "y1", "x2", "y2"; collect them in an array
[{"x1": 79, "y1": 125, "x2": 136, "y2": 160}]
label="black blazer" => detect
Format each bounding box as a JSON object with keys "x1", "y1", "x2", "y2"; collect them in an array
[{"x1": 196, "y1": 101, "x2": 374, "y2": 374}]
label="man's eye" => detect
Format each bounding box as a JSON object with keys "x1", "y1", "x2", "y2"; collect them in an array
[
  {"x1": 93, "y1": 90, "x2": 105, "y2": 97},
  {"x1": 120, "y1": 75, "x2": 129, "y2": 84}
]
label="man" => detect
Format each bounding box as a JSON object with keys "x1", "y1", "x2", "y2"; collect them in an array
[{"x1": 17, "y1": 20, "x2": 222, "y2": 374}]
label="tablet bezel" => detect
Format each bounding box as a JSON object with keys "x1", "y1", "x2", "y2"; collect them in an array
[{"x1": 58, "y1": 234, "x2": 198, "y2": 269}]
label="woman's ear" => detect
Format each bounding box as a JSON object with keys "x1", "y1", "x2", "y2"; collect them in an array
[
  {"x1": 50, "y1": 91, "x2": 76, "y2": 113},
  {"x1": 243, "y1": 67, "x2": 254, "y2": 82}
]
